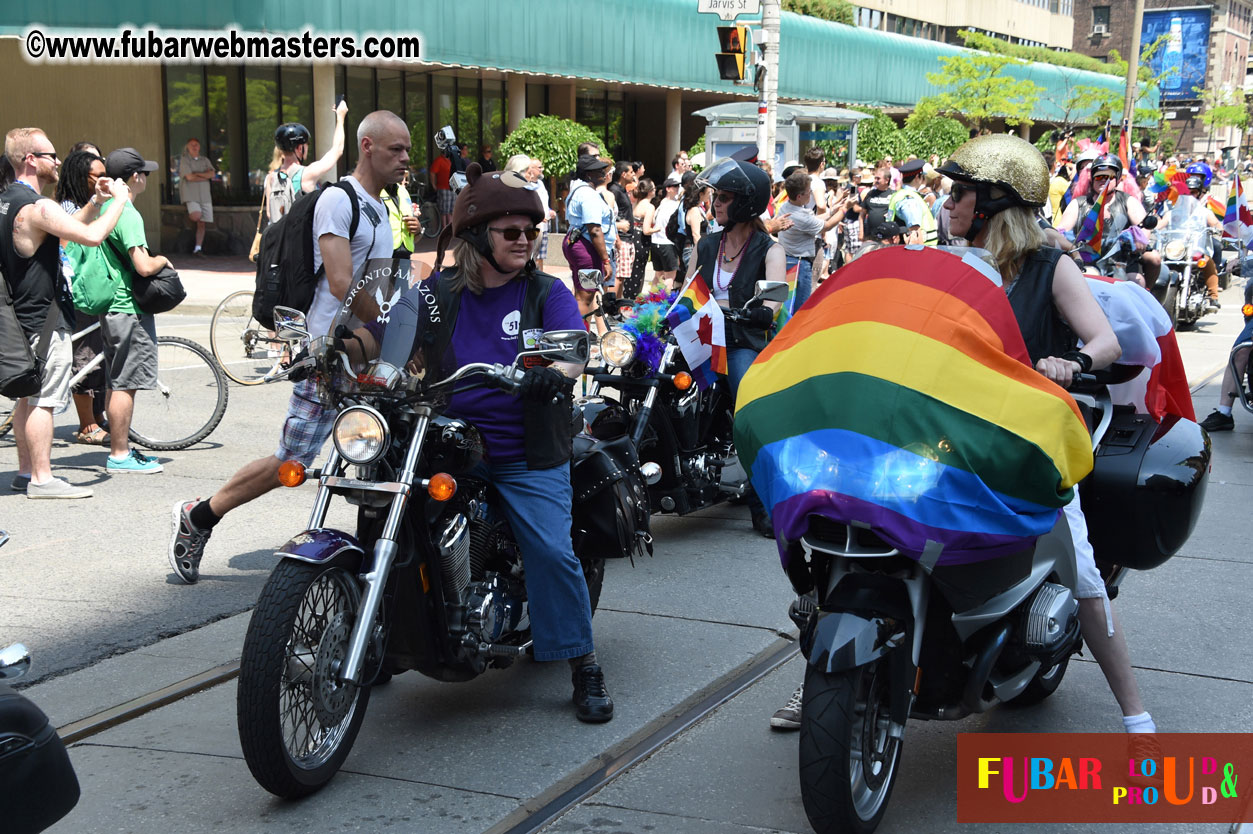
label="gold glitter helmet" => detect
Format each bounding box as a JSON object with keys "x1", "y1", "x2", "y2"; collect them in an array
[{"x1": 938, "y1": 134, "x2": 1050, "y2": 208}]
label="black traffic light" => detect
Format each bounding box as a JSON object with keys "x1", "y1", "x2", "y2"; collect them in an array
[{"x1": 716, "y1": 25, "x2": 752, "y2": 81}]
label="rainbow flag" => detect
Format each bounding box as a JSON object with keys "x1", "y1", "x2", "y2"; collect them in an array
[
  {"x1": 734, "y1": 247, "x2": 1094, "y2": 567},
  {"x1": 1224, "y1": 173, "x2": 1253, "y2": 244},
  {"x1": 1117, "y1": 121, "x2": 1130, "y2": 173},
  {"x1": 664, "y1": 273, "x2": 726, "y2": 389},
  {"x1": 774, "y1": 259, "x2": 800, "y2": 330},
  {"x1": 1075, "y1": 184, "x2": 1113, "y2": 263},
  {"x1": 1207, "y1": 195, "x2": 1226, "y2": 223}
]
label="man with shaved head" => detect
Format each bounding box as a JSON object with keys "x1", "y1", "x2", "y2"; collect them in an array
[{"x1": 168, "y1": 109, "x2": 408, "y2": 584}]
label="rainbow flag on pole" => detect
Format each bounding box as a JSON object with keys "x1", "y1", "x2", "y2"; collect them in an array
[
  {"x1": 1224, "y1": 173, "x2": 1253, "y2": 244},
  {"x1": 733, "y1": 247, "x2": 1094, "y2": 567},
  {"x1": 664, "y1": 273, "x2": 726, "y2": 389},
  {"x1": 1075, "y1": 183, "x2": 1113, "y2": 263},
  {"x1": 774, "y1": 259, "x2": 800, "y2": 330}
]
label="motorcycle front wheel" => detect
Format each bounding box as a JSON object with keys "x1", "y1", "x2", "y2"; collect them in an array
[
  {"x1": 237, "y1": 560, "x2": 371, "y2": 798},
  {"x1": 799, "y1": 659, "x2": 902, "y2": 834}
]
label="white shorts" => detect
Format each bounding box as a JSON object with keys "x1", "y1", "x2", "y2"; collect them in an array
[
  {"x1": 28, "y1": 327, "x2": 73, "y2": 409},
  {"x1": 1063, "y1": 483, "x2": 1116, "y2": 637},
  {"x1": 185, "y1": 201, "x2": 213, "y2": 223}
]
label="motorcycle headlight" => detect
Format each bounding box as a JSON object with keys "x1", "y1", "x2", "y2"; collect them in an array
[
  {"x1": 332, "y1": 406, "x2": 388, "y2": 465},
  {"x1": 1164, "y1": 239, "x2": 1187, "y2": 260},
  {"x1": 600, "y1": 329, "x2": 637, "y2": 368}
]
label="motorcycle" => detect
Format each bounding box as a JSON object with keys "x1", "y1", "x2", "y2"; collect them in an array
[
  {"x1": 1153, "y1": 194, "x2": 1224, "y2": 328},
  {"x1": 586, "y1": 280, "x2": 788, "y2": 518},
  {"x1": 783, "y1": 372, "x2": 1211, "y2": 833},
  {"x1": 0, "y1": 532, "x2": 82, "y2": 834},
  {"x1": 235, "y1": 263, "x2": 646, "y2": 798},
  {"x1": 1226, "y1": 280, "x2": 1253, "y2": 418}
]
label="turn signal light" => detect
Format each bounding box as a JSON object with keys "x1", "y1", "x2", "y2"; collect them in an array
[
  {"x1": 427, "y1": 472, "x2": 457, "y2": 502},
  {"x1": 673, "y1": 372, "x2": 693, "y2": 391},
  {"x1": 277, "y1": 460, "x2": 306, "y2": 487},
  {"x1": 1197, "y1": 256, "x2": 1209, "y2": 268},
  {"x1": 1243, "y1": 303, "x2": 1253, "y2": 318}
]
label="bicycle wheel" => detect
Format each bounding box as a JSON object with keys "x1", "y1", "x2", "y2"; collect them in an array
[
  {"x1": 129, "y1": 336, "x2": 229, "y2": 451},
  {"x1": 0, "y1": 397, "x2": 13, "y2": 439},
  {"x1": 211, "y1": 290, "x2": 281, "y2": 385},
  {"x1": 419, "y1": 201, "x2": 440, "y2": 239}
]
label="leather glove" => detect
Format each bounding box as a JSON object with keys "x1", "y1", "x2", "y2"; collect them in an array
[
  {"x1": 745, "y1": 305, "x2": 775, "y2": 330},
  {"x1": 518, "y1": 366, "x2": 568, "y2": 403}
]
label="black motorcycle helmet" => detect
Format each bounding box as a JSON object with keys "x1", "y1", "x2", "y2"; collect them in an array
[
  {"x1": 1186, "y1": 174, "x2": 1205, "y2": 193},
  {"x1": 274, "y1": 123, "x2": 311, "y2": 152},
  {"x1": 1089, "y1": 154, "x2": 1123, "y2": 194},
  {"x1": 702, "y1": 158, "x2": 771, "y2": 225}
]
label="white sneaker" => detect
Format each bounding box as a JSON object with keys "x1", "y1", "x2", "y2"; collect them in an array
[
  {"x1": 770, "y1": 684, "x2": 804, "y2": 731},
  {"x1": 27, "y1": 477, "x2": 93, "y2": 499}
]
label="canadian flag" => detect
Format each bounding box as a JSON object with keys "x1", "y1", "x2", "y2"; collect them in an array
[{"x1": 1223, "y1": 173, "x2": 1253, "y2": 245}]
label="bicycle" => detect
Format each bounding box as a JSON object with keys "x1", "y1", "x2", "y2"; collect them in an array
[
  {"x1": 418, "y1": 199, "x2": 440, "y2": 239},
  {"x1": 210, "y1": 290, "x2": 289, "y2": 385}
]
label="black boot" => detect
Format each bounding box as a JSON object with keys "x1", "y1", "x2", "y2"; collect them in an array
[
  {"x1": 751, "y1": 509, "x2": 775, "y2": 538},
  {"x1": 571, "y1": 662, "x2": 614, "y2": 723}
]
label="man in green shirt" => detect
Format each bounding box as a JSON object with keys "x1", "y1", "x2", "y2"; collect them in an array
[{"x1": 97, "y1": 148, "x2": 169, "y2": 474}]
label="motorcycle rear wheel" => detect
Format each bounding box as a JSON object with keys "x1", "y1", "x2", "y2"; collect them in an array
[
  {"x1": 1161, "y1": 284, "x2": 1179, "y2": 329},
  {"x1": 799, "y1": 659, "x2": 902, "y2": 834},
  {"x1": 1005, "y1": 655, "x2": 1071, "y2": 707},
  {"x1": 237, "y1": 560, "x2": 371, "y2": 798}
]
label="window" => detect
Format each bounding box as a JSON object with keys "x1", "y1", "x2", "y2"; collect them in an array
[
  {"x1": 405, "y1": 72, "x2": 430, "y2": 183},
  {"x1": 481, "y1": 80, "x2": 505, "y2": 151},
  {"x1": 457, "y1": 76, "x2": 480, "y2": 157},
  {"x1": 165, "y1": 66, "x2": 205, "y2": 202},
  {"x1": 526, "y1": 83, "x2": 547, "y2": 119},
  {"x1": 1093, "y1": 6, "x2": 1111, "y2": 28},
  {"x1": 244, "y1": 66, "x2": 279, "y2": 195}
]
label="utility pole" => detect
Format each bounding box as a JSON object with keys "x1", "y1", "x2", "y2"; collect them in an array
[
  {"x1": 1122, "y1": 0, "x2": 1146, "y2": 127},
  {"x1": 759, "y1": 0, "x2": 780, "y2": 166}
]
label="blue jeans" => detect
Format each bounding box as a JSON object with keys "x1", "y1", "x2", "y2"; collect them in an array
[
  {"x1": 470, "y1": 460, "x2": 595, "y2": 661},
  {"x1": 726, "y1": 346, "x2": 765, "y2": 516},
  {"x1": 785, "y1": 255, "x2": 813, "y2": 314}
]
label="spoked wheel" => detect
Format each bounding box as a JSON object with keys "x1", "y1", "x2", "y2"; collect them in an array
[
  {"x1": 799, "y1": 660, "x2": 903, "y2": 834},
  {"x1": 1006, "y1": 655, "x2": 1071, "y2": 707},
  {"x1": 419, "y1": 201, "x2": 440, "y2": 238},
  {"x1": 128, "y1": 336, "x2": 229, "y2": 450},
  {"x1": 237, "y1": 561, "x2": 371, "y2": 798},
  {"x1": 211, "y1": 290, "x2": 283, "y2": 385}
]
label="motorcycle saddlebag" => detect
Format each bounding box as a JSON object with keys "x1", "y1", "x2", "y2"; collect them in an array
[
  {"x1": 571, "y1": 436, "x2": 651, "y2": 560},
  {"x1": 1080, "y1": 407, "x2": 1211, "y2": 571},
  {"x1": 0, "y1": 683, "x2": 80, "y2": 834}
]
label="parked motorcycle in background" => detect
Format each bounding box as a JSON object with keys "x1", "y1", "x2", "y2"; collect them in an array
[
  {"x1": 235, "y1": 264, "x2": 644, "y2": 798},
  {"x1": 0, "y1": 532, "x2": 82, "y2": 834},
  {"x1": 1154, "y1": 194, "x2": 1225, "y2": 328}
]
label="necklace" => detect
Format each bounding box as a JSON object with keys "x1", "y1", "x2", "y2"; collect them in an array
[
  {"x1": 714, "y1": 235, "x2": 738, "y2": 293},
  {"x1": 719, "y1": 229, "x2": 749, "y2": 265}
]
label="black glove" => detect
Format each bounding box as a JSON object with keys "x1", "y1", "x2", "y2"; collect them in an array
[
  {"x1": 745, "y1": 305, "x2": 775, "y2": 330},
  {"x1": 518, "y1": 366, "x2": 568, "y2": 403}
]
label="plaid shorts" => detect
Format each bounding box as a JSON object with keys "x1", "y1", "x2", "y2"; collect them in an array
[
  {"x1": 275, "y1": 378, "x2": 335, "y2": 466},
  {"x1": 436, "y1": 188, "x2": 456, "y2": 217},
  {"x1": 537, "y1": 227, "x2": 550, "y2": 259}
]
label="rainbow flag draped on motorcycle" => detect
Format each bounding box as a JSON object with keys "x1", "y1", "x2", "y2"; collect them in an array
[{"x1": 734, "y1": 248, "x2": 1095, "y2": 567}]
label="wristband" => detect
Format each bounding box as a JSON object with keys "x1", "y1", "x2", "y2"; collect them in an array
[{"x1": 1061, "y1": 351, "x2": 1092, "y2": 374}]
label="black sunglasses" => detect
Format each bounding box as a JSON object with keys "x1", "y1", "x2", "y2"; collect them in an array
[
  {"x1": 29, "y1": 151, "x2": 59, "y2": 161},
  {"x1": 489, "y1": 226, "x2": 541, "y2": 241},
  {"x1": 950, "y1": 183, "x2": 971, "y2": 202}
]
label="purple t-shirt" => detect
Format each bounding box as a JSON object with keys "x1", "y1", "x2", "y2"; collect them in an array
[{"x1": 447, "y1": 277, "x2": 584, "y2": 462}]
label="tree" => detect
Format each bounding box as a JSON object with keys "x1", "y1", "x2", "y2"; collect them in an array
[
  {"x1": 849, "y1": 107, "x2": 906, "y2": 162},
  {"x1": 960, "y1": 29, "x2": 1119, "y2": 77},
  {"x1": 687, "y1": 135, "x2": 706, "y2": 171},
  {"x1": 902, "y1": 114, "x2": 969, "y2": 160},
  {"x1": 1197, "y1": 85, "x2": 1251, "y2": 155},
  {"x1": 919, "y1": 52, "x2": 1043, "y2": 132},
  {"x1": 782, "y1": 0, "x2": 854, "y2": 25},
  {"x1": 499, "y1": 115, "x2": 601, "y2": 180}
]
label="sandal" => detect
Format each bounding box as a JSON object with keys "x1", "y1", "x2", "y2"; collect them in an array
[{"x1": 73, "y1": 427, "x2": 110, "y2": 446}]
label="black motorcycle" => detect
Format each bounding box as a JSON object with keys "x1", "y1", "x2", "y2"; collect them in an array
[
  {"x1": 235, "y1": 264, "x2": 646, "y2": 798},
  {"x1": 586, "y1": 280, "x2": 788, "y2": 518}
]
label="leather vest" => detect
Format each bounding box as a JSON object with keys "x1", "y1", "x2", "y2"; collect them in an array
[
  {"x1": 696, "y1": 228, "x2": 776, "y2": 351},
  {"x1": 1006, "y1": 246, "x2": 1077, "y2": 365},
  {"x1": 434, "y1": 266, "x2": 573, "y2": 469}
]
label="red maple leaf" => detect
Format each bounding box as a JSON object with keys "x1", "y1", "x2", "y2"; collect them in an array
[{"x1": 696, "y1": 313, "x2": 714, "y2": 347}]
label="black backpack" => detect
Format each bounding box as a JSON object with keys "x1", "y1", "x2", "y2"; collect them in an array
[
  {"x1": 253, "y1": 180, "x2": 360, "y2": 329},
  {"x1": 665, "y1": 203, "x2": 688, "y2": 249}
]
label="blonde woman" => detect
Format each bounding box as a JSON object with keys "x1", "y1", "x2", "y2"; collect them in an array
[{"x1": 263, "y1": 99, "x2": 349, "y2": 223}]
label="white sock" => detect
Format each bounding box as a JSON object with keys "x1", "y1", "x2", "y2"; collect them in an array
[
  {"x1": 1122, "y1": 711, "x2": 1156, "y2": 733},
  {"x1": 1218, "y1": 405, "x2": 1233, "y2": 416},
  {"x1": 193, "y1": 245, "x2": 202, "y2": 252}
]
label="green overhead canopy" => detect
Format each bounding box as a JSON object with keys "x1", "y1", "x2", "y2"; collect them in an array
[{"x1": 4, "y1": 0, "x2": 1152, "y2": 123}]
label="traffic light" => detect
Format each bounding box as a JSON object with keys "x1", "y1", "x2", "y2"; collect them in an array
[{"x1": 716, "y1": 25, "x2": 752, "y2": 81}]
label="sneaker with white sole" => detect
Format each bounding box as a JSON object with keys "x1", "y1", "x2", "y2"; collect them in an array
[
  {"x1": 10, "y1": 473, "x2": 31, "y2": 492},
  {"x1": 770, "y1": 684, "x2": 804, "y2": 731},
  {"x1": 169, "y1": 500, "x2": 212, "y2": 584},
  {"x1": 27, "y1": 477, "x2": 93, "y2": 499},
  {"x1": 106, "y1": 449, "x2": 163, "y2": 474}
]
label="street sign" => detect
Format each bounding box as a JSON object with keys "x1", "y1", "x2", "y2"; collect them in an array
[{"x1": 698, "y1": 0, "x2": 761, "y2": 22}]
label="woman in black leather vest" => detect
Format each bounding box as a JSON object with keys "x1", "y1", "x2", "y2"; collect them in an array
[
  {"x1": 681, "y1": 158, "x2": 786, "y2": 537},
  {"x1": 939, "y1": 134, "x2": 1160, "y2": 756}
]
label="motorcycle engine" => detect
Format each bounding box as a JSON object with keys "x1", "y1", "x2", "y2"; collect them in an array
[
  {"x1": 464, "y1": 574, "x2": 528, "y2": 647},
  {"x1": 1017, "y1": 582, "x2": 1079, "y2": 665}
]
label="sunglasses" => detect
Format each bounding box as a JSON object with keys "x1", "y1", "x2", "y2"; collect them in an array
[
  {"x1": 714, "y1": 192, "x2": 735, "y2": 205},
  {"x1": 29, "y1": 151, "x2": 59, "y2": 161},
  {"x1": 950, "y1": 183, "x2": 970, "y2": 202},
  {"x1": 1092, "y1": 174, "x2": 1115, "y2": 182},
  {"x1": 489, "y1": 226, "x2": 541, "y2": 241}
]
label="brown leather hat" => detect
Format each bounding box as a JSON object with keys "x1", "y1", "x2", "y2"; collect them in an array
[{"x1": 450, "y1": 163, "x2": 544, "y2": 238}]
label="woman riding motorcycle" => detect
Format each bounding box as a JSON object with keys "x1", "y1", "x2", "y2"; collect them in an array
[
  {"x1": 1056, "y1": 153, "x2": 1161, "y2": 287},
  {"x1": 940, "y1": 134, "x2": 1158, "y2": 749},
  {"x1": 356, "y1": 164, "x2": 614, "y2": 723},
  {"x1": 680, "y1": 158, "x2": 787, "y2": 537}
]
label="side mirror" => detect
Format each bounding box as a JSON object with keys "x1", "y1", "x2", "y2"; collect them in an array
[
  {"x1": 0, "y1": 643, "x2": 31, "y2": 681},
  {"x1": 752, "y1": 280, "x2": 789, "y2": 304},
  {"x1": 1142, "y1": 216, "x2": 1159, "y2": 230},
  {"x1": 273, "y1": 306, "x2": 309, "y2": 342},
  {"x1": 576, "y1": 269, "x2": 605, "y2": 292},
  {"x1": 534, "y1": 329, "x2": 591, "y2": 364}
]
